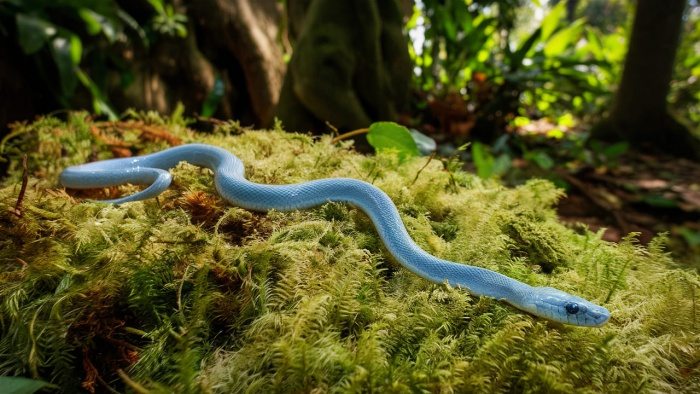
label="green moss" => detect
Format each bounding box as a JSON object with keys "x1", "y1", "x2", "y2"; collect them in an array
[{"x1": 0, "y1": 113, "x2": 699, "y2": 393}]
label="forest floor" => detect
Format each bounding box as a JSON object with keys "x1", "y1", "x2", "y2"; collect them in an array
[{"x1": 554, "y1": 150, "x2": 700, "y2": 267}]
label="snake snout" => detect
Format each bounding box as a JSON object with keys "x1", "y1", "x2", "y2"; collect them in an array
[{"x1": 532, "y1": 287, "x2": 610, "y2": 327}]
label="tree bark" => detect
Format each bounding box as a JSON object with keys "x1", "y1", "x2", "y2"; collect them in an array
[
  {"x1": 275, "y1": 0, "x2": 411, "y2": 135},
  {"x1": 594, "y1": 0, "x2": 700, "y2": 159},
  {"x1": 187, "y1": 0, "x2": 286, "y2": 126}
]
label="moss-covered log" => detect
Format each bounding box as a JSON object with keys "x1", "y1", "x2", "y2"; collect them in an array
[{"x1": 0, "y1": 114, "x2": 699, "y2": 392}]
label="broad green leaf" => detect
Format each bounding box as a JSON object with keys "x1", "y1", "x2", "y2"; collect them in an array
[
  {"x1": 544, "y1": 20, "x2": 584, "y2": 57},
  {"x1": 78, "y1": 8, "x2": 102, "y2": 35},
  {"x1": 408, "y1": 128, "x2": 436, "y2": 155},
  {"x1": 50, "y1": 34, "x2": 79, "y2": 97},
  {"x1": 147, "y1": 0, "x2": 166, "y2": 14},
  {"x1": 585, "y1": 29, "x2": 604, "y2": 60},
  {"x1": 472, "y1": 141, "x2": 494, "y2": 179},
  {"x1": 16, "y1": 13, "x2": 56, "y2": 54},
  {"x1": 541, "y1": 2, "x2": 566, "y2": 41},
  {"x1": 0, "y1": 376, "x2": 55, "y2": 394},
  {"x1": 78, "y1": 8, "x2": 117, "y2": 42},
  {"x1": 76, "y1": 69, "x2": 118, "y2": 120},
  {"x1": 366, "y1": 122, "x2": 420, "y2": 162}
]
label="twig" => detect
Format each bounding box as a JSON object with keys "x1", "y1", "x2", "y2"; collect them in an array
[
  {"x1": 13, "y1": 154, "x2": 28, "y2": 217},
  {"x1": 331, "y1": 128, "x2": 369, "y2": 144},
  {"x1": 411, "y1": 152, "x2": 436, "y2": 186}
]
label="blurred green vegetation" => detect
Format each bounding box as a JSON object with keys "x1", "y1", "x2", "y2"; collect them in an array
[
  {"x1": 0, "y1": 0, "x2": 187, "y2": 118},
  {"x1": 1, "y1": 0, "x2": 697, "y2": 137},
  {"x1": 407, "y1": 0, "x2": 698, "y2": 138}
]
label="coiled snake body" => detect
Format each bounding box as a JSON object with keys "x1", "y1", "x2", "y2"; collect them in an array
[{"x1": 60, "y1": 144, "x2": 610, "y2": 327}]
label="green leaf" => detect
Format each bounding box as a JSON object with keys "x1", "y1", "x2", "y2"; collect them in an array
[
  {"x1": 472, "y1": 141, "x2": 494, "y2": 179},
  {"x1": 510, "y1": 27, "x2": 541, "y2": 70},
  {"x1": 642, "y1": 195, "x2": 677, "y2": 208},
  {"x1": 201, "y1": 75, "x2": 225, "y2": 117},
  {"x1": 679, "y1": 228, "x2": 700, "y2": 247},
  {"x1": 78, "y1": 8, "x2": 118, "y2": 42},
  {"x1": 541, "y1": 2, "x2": 566, "y2": 41},
  {"x1": 16, "y1": 13, "x2": 56, "y2": 54},
  {"x1": 408, "y1": 128, "x2": 436, "y2": 155},
  {"x1": 366, "y1": 122, "x2": 420, "y2": 162},
  {"x1": 76, "y1": 68, "x2": 118, "y2": 120},
  {"x1": 50, "y1": 34, "x2": 80, "y2": 97},
  {"x1": 526, "y1": 150, "x2": 555, "y2": 170},
  {"x1": 602, "y1": 142, "x2": 629, "y2": 158},
  {"x1": 78, "y1": 8, "x2": 102, "y2": 35},
  {"x1": 544, "y1": 20, "x2": 584, "y2": 57},
  {"x1": 492, "y1": 154, "x2": 512, "y2": 177},
  {"x1": 0, "y1": 376, "x2": 55, "y2": 394}
]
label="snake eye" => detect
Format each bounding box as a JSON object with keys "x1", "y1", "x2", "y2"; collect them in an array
[{"x1": 565, "y1": 302, "x2": 579, "y2": 314}]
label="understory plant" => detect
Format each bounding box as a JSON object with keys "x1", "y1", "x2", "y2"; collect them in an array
[{"x1": 0, "y1": 113, "x2": 698, "y2": 393}]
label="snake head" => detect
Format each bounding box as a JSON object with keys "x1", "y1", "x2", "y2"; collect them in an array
[{"x1": 522, "y1": 287, "x2": 610, "y2": 327}]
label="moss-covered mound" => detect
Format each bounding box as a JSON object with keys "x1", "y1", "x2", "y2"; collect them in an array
[{"x1": 1, "y1": 113, "x2": 699, "y2": 393}]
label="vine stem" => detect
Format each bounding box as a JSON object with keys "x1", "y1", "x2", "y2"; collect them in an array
[{"x1": 331, "y1": 128, "x2": 369, "y2": 144}]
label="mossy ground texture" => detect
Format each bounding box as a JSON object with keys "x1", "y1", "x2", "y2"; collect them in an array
[{"x1": 0, "y1": 113, "x2": 699, "y2": 393}]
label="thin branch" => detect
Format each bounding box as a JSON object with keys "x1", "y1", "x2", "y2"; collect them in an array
[
  {"x1": 331, "y1": 128, "x2": 369, "y2": 144},
  {"x1": 13, "y1": 154, "x2": 28, "y2": 217},
  {"x1": 411, "y1": 152, "x2": 437, "y2": 186}
]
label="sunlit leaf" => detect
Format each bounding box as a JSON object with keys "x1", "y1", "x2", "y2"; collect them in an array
[
  {"x1": 513, "y1": 116, "x2": 530, "y2": 127},
  {"x1": 557, "y1": 113, "x2": 574, "y2": 127},
  {"x1": 585, "y1": 29, "x2": 604, "y2": 60},
  {"x1": 16, "y1": 13, "x2": 56, "y2": 54},
  {"x1": 544, "y1": 20, "x2": 584, "y2": 57},
  {"x1": 541, "y1": 2, "x2": 566, "y2": 41},
  {"x1": 366, "y1": 122, "x2": 420, "y2": 162},
  {"x1": 510, "y1": 27, "x2": 541, "y2": 69},
  {"x1": 547, "y1": 128, "x2": 564, "y2": 139},
  {"x1": 79, "y1": 8, "x2": 117, "y2": 42},
  {"x1": 79, "y1": 8, "x2": 102, "y2": 35}
]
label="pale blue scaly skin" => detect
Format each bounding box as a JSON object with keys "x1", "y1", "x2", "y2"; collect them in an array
[{"x1": 60, "y1": 144, "x2": 610, "y2": 327}]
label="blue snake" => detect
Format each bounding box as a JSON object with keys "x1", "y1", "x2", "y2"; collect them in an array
[{"x1": 60, "y1": 143, "x2": 610, "y2": 327}]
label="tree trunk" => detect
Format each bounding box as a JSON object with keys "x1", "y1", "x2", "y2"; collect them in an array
[
  {"x1": 274, "y1": 0, "x2": 412, "y2": 136},
  {"x1": 187, "y1": 0, "x2": 286, "y2": 126},
  {"x1": 594, "y1": 0, "x2": 700, "y2": 159}
]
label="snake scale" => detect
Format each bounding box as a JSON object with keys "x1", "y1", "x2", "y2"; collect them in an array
[{"x1": 60, "y1": 143, "x2": 610, "y2": 327}]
